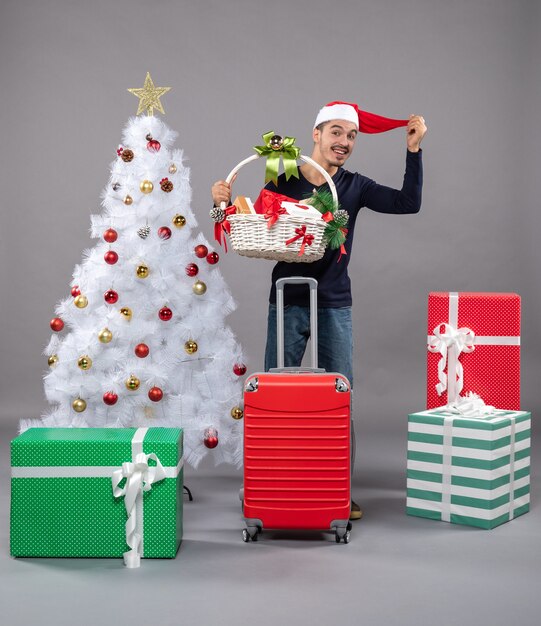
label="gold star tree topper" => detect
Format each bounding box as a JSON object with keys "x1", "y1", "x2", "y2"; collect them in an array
[{"x1": 128, "y1": 72, "x2": 171, "y2": 116}]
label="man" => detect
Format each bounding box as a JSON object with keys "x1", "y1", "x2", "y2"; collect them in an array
[{"x1": 212, "y1": 101, "x2": 427, "y2": 520}]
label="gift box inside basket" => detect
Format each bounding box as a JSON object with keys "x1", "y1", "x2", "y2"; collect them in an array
[
  {"x1": 407, "y1": 407, "x2": 531, "y2": 529},
  {"x1": 10, "y1": 427, "x2": 183, "y2": 566},
  {"x1": 427, "y1": 292, "x2": 521, "y2": 410}
]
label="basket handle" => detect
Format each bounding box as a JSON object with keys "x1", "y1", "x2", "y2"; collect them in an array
[{"x1": 219, "y1": 153, "x2": 339, "y2": 211}]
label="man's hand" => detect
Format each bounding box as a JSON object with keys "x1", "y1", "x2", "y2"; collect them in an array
[
  {"x1": 211, "y1": 174, "x2": 237, "y2": 207},
  {"x1": 406, "y1": 115, "x2": 427, "y2": 152}
]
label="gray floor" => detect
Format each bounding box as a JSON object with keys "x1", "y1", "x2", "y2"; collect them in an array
[{"x1": 1, "y1": 421, "x2": 539, "y2": 626}]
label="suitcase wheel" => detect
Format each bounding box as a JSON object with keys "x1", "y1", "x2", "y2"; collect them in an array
[
  {"x1": 334, "y1": 523, "x2": 352, "y2": 544},
  {"x1": 242, "y1": 526, "x2": 260, "y2": 542}
]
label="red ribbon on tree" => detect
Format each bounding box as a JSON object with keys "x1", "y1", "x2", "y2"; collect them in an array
[
  {"x1": 214, "y1": 206, "x2": 237, "y2": 252},
  {"x1": 285, "y1": 225, "x2": 315, "y2": 257}
]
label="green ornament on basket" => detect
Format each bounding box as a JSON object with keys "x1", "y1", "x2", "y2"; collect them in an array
[
  {"x1": 254, "y1": 131, "x2": 301, "y2": 185},
  {"x1": 305, "y1": 188, "x2": 348, "y2": 250}
]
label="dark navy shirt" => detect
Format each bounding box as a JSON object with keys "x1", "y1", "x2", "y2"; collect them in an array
[{"x1": 267, "y1": 150, "x2": 423, "y2": 307}]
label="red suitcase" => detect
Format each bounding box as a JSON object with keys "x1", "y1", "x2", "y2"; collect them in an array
[{"x1": 242, "y1": 277, "x2": 352, "y2": 543}]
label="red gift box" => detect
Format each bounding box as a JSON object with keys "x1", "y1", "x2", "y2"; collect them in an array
[
  {"x1": 427, "y1": 292, "x2": 521, "y2": 410},
  {"x1": 253, "y1": 189, "x2": 298, "y2": 215}
]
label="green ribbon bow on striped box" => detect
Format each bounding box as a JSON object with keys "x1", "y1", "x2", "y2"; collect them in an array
[
  {"x1": 407, "y1": 408, "x2": 531, "y2": 529},
  {"x1": 10, "y1": 427, "x2": 183, "y2": 566}
]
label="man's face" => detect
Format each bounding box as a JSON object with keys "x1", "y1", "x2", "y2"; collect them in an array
[{"x1": 313, "y1": 120, "x2": 358, "y2": 168}]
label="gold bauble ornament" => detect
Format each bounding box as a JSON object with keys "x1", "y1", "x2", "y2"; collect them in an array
[
  {"x1": 184, "y1": 339, "x2": 198, "y2": 354},
  {"x1": 98, "y1": 328, "x2": 113, "y2": 343},
  {"x1": 172, "y1": 214, "x2": 186, "y2": 228},
  {"x1": 231, "y1": 406, "x2": 244, "y2": 420},
  {"x1": 193, "y1": 280, "x2": 207, "y2": 296},
  {"x1": 269, "y1": 134, "x2": 284, "y2": 150},
  {"x1": 126, "y1": 374, "x2": 141, "y2": 391},
  {"x1": 120, "y1": 307, "x2": 132, "y2": 321},
  {"x1": 77, "y1": 355, "x2": 92, "y2": 370},
  {"x1": 136, "y1": 263, "x2": 150, "y2": 278},
  {"x1": 139, "y1": 180, "x2": 154, "y2": 194},
  {"x1": 124, "y1": 194, "x2": 133, "y2": 205},
  {"x1": 169, "y1": 163, "x2": 177, "y2": 174},
  {"x1": 74, "y1": 294, "x2": 88, "y2": 308},
  {"x1": 72, "y1": 397, "x2": 87, "y2": 413},
  {"x1": 48, "y1": 354, "x2": 59, "y2": 367}
]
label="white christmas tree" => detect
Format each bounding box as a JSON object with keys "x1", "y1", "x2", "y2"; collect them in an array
[{"x1": 27, "y1": 74, "x2": 247, "y2": 468}]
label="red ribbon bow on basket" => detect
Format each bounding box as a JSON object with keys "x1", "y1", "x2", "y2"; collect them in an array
[
  {"x1": 264, "y1": 198, "x2": 287, "y2": 229},
  {"x1": 285, "y1": 225, "x2": 315, "y2": 257},
  {"x1": 338, "y1": 228, "x2": 348, "y2": 262},
  {"x1": 214, "y1": 206, "x2": 237, "y2": 252}
]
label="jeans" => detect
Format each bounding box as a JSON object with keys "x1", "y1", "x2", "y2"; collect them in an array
[{"x1": 264, "y1": 304, "x2": 354, "y2": 386}]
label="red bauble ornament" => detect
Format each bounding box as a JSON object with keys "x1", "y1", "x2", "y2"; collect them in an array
[
  {"x1": 104, "y1": 289, "x2": 119, "y2": 304},
  {"x1": 158, "y1": 226, "x2": 172, "y2": 240},
  {"x1": 148, "y1": 386, "x2": 163, "y2": 402},
  {"x1": 50, "y1": 317, "x2": 64, "y2": 332},
  {"x1": 194, "y1": 244, "x2": 208, "y2": 258},
  {"x1": 204, "y1": 427, "x2": 219, "y2": 449},
  {"x1": 159, "y1": 306, "x2": 173, "y2": 321},
  {"x1": 71, "y1": 285, "x2": 81, "y2": 297},
  {"x1": 104, "y1": 250, "x2": 119, "y2": 265},
  {"x1": 135, "y1": 343, "x2": 150, "y2": 358},
  {"x1": 147, "y1": 139, "x2": 161, "y2": 153},
  {"x1": 206, "y1": 251, "x2": 219, "y2": 265},
  {"x1": 103, "y1": 228, "x2": 118, "y2": 243},
  {"x1": 185, "y1": 263, "x2": 199, "y2": 277},
  {"x1": 103, "y1": 391, "x2": 118, "y2": 406},
  {"x1": 233, "y1": 363, "x2": 247, "y2": 376}
]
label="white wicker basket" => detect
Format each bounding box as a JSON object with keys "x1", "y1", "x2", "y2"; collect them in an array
[{"x1": 220, "y1": 153, "x2": 338, "y2": 263}]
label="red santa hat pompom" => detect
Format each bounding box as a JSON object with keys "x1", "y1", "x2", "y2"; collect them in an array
[{"x1": 313, "y1": 101, "x2": 409, "y2": 134}]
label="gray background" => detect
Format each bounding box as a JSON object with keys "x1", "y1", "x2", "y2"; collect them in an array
[{"x1": 0, "y1": 1, "x2": 540, "y2": 625}]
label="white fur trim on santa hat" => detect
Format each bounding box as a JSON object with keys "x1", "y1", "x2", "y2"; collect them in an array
[{"x1": 313, "y1": 103, "x2": 358, "y2": 129}]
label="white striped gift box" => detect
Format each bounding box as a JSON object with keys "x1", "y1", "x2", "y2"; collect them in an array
[{"x1": 407, "y1": 408, "x2": 531, "y2": 529}]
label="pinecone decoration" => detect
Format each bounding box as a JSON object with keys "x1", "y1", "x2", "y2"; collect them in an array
[
  {"x1": 112, "y1": 182, "x2": 121, "y2": 191},
  {"x1": 210, "y1": 207, "x2": 225, "y2": 223},
  {"x1": 160, "y1": 177, "x2": 174, "y2": 192},
  {"x1": 333, "y1": 209, "x2": 349, "y2": 228},
  {"x1": 121, "y1": 149, "x2": 134, "y2": 163},
  {"x1": 137, "y1": 225, "x2": 151, "y2": 239}
]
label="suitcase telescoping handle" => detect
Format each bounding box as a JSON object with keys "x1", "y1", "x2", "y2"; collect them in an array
[{"x1": 275, "y1": 276, "x2": 322, "y2": 371}]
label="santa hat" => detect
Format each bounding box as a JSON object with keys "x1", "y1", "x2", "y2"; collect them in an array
[{"x1": 313, "y1": 100, "x2": 408, "y2": 134}]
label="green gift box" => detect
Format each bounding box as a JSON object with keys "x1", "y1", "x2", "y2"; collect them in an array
[
  {"x1": 11, "y1": 427, "x2": 183, "y2": 566},
  {"x1": 407, "y1": 408, "x2": 531, "y2": 529}
]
